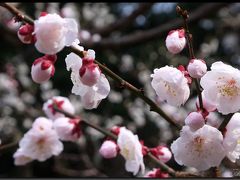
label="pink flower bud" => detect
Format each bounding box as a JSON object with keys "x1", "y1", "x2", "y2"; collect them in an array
[
  {"x1": 185, "y1": 112, "x2": 205, "y2": 131},
  {"x1": 17, "y1": 24, "x2": 35, "y2": 44},
  {"x1": 99, "y1": 140, "x2": 118, "y2": 159},
  {"x1": 79, "y1": 58, "x2": 101, "y2": 86},
  {"x1": 165, "y1": 29, "x2": 186, "y2": 54},
  {"x1": 31, "y1": 55, "x2": 56, "y2": 83},
  {"x1": 187, "y1": 59, "x2": 207, "y2": 78},
  {"x1": 196, "y1": 92, "x2": 216, "y2": 112},
  {"x1": 145, "y1": 168, "x2": 169, "y2": 178},
  {"x1": 150, "y1": 146, "x2": 172, "y2": 163}
]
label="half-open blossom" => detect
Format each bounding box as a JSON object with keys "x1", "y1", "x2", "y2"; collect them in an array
[
  {"x1": 43, "y1": 96, "x2": 75, "y2": 120},
  {"x1": 185, "y1": 112, "x2": 205, "y2": 131},
  {"x1": 65, "y1": 49, "x2": 110, "y2": 109},
  {"x1": 165, "y1": 29, "x2": 186, "y2": 54},
  {"x1": 200, "y1": 61, "x2": 240, "y2": 114},
  {"x1": 34, "y1": 13, "x2": 78, "y2": 54},
  {"x1": 171, "y1": 125, "x2": 225, "y2": 171},
  {"x1": 80, "y1": 58, "x2": 101, "y2": 86},
  {"x1": 99, "y1": 140, "x2": 118, "y2": 159},
  {"x1": 15, "y1": 117, "x2": 63, "y2": 162},
  {"x1": 53, "y1": 117, "x2": 81, "y2": 142},
  {"x1": 151, "y1": 66, "x2": 190, "y2": 106},
  {"x1": 187, "y1": 59, "x2": 207, "y2": 78},
  {"x1": 144, "y1": 168, "x2": 169, "y2": 178},
  {"x1": 17, "y1": 24, "x2": 35, "y2": 44},
  {"x1": 117, "y1": 127, "x2": 145, "y2": 175},
  {"x1": 223, "y1": 113, "x2": 240, "y2": 163},
  {"x1": 31, "y1": 54, "x2": 56, "y2": 83},
  {"x1": 150, "y1": 146, "x2": 172, "y2": 163}
]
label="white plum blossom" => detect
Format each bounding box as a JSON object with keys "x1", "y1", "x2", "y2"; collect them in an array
[
  {"x1": 13, "y1": 148, "x2": 33, "y2": 166},
  {"x1": 185, "y1": 112, "x2": 205, "y2": 131},
  {"x1": 223, "y1": 113, "x2": 240, "y2": 163},
  {"x1": 14, "y1": 117, "x2": 63, "y2": 163},
  {"x1": 53, "y1": 117, "x2": 81, "y2": 142},
  {"x1": 171, "y1": 125, "x2": 226, "y2": 171},
  {"x1": 34, "y1": 13, "x2": 78, "y2": 54},
  {"x1": 117, "y1": 127, "x2": 145, "y2": 175},
  {"x1": 151, "y1": 66, "x2": 190, "y2": 106},
  {"x1": 187, "y1": 59, "x2": 207, "y2": 78},
  {"x1": 99, "y1": 140, "x2": 118, "y2": 159},
  {"x1": 65, "y1": 49, "x2": 110, "y2": 109},
  {"x1": 43, "y1": 96, "x2": 75, "y2": 120},
  {"x1": 31, "y1": 55, "x2": 56, "y2": 84},
  {"x1": 196, "y1": 92, "x2": 216, "y2": 112},
  {"x1": 165, "y1": 29, "x2": 186, "y2": 54},
  {"x1": 200, "y1": 61, "x2": 240, "y2": 114}
]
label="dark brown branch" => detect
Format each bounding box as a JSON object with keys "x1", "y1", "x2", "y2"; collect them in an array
[
  {"x1": 81, "y1": 3, "x2": 229, "y2": 50},
  {"x1": 91, "y1": 3, "x2": 154, "y2": 36},
  {"x1": 218, "y1": 113, "x2": 234, "y2": 133}
]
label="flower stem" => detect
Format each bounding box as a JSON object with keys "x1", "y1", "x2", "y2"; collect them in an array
[
  {"x1": 0, "y1": 2, "x2": 181, "y2": 130},
  {"x1": 176, "y1": 6, "x2": 204, "y2": 110},
  {"x1": 218, "y1": 113, "x2": 234, "y2": 133}
]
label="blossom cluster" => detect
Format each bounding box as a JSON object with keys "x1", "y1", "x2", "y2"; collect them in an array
[
  {"x1": 14, "y1": 96, "x2": 81, "y2": 165},
  {"x1": 7, "y1": 5, "x2": 240, "y2": 177},
  {"x1": 150, "y1": 28, "x2": 240, "y2": 172},
  {"x1": 17, "y1": 12, "x2": 110, "y2": 110}
]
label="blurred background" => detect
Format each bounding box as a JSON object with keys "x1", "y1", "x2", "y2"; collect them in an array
[{"x1": 0, "y1": 2, "x2": 239, "y2": 177}]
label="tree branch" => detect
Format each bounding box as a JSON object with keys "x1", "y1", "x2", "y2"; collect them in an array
[
  {"x1": 91, "y1": 3, "x2": 154, "y2": 36},
  {"x1": 81, "y1": 3, "x2": 229, "y2": 50}
]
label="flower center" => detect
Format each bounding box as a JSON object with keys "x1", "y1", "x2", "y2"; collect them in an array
[
  {"x1": 218, "y1": 78, "x2": 240, "y2": 97},
  {"x1": 121, "y1": 146, "x2": 134, "y2": 160},
  {"x1": 193, "y1": 136, "x2": 205, "y2": 153},
  {"x1": 164, "y1": 81, "x2": 176, "y2": 96}
]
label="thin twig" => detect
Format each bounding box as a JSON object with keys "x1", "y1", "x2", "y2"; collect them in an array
[
  {"x1": 218, "y1": 113, "x2": 234, "y2": 133},
  {"x1": 0, "y1": 2, "x2": 181, "y2": 130},
  {"x1": 80, "y1": 3, "x2": 229, "y2": 50},
  {"x1": 176, "y1": 5, "x2": 204, "y2": 110}
]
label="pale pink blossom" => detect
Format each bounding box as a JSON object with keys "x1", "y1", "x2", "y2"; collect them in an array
[
  {"x1": 117, "y1": 127, "x2": 145, "y2": 175},
  {"x1": 16, "y1": 117, "x2": 63, "y2": 162},
  {"x1": 53, "y1": 117, "x2": 81, "y2": 142},
  {"x1": 200, "y1": 61, "x2": 240, "y2": 114},
  {"x1": 43, "y1": 96, "x2": 75, "y2": 120},
  {"x1": 99, "y1": 140, "x2": 118, "y2": 159},
  {"x1": 31, "y1": 55, "x2": 56, "y2": 83},
  {"x1": 185, "y1": 112, "x2": 205, "y2": 131},
  {"x1": 187, "y1": 59, "x2": 207, "y2": 78},
  {"x1": 171, "y1": 125, "x2": 225, "y2": 171},
  {"x1": 65, "y1": 51, "x2": 110, "y2": 109},
  {"x1": 165, "y1": 29, "x2": 186, "y2": 54},
  {"x1": 34, "y1": 13, "x2": 78, "y2": 54},
  {"x1": 223, "y1": 113, "x2": 240, "y2": 163},
  {"x1": 151, "y1": 66, "x2": 190, "y2": 106}
]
